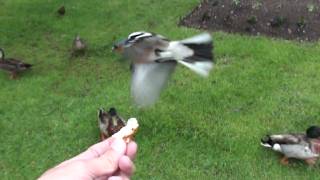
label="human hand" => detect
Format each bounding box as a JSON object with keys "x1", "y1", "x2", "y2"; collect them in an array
[{"x1": 38, "y1": 138, "x2": 137, "y2": 180}]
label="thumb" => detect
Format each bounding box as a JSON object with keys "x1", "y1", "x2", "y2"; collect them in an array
[{"x1": 87, "y1": 138, "x2": 126, "y2": 178}]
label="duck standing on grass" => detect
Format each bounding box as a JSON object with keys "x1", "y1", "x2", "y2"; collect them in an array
[
  {"x1": 0, "y1": 48, "x2": 32, "y2": 79},
  {"x1": 71, "y1": 35, "x2": 87, "y2": 57},
  {"x1": 113, "y1": 31, "x2": 214, "y2": 107},
  {"x1": 98, "y1": 107, "x2": 126, "y2": 141},
  {"x1": 261, "y1": 126, "x2": 320, "y2": 165},
  {"x1": 57, "y1": 6, "x2": 65, "y2": 16}
]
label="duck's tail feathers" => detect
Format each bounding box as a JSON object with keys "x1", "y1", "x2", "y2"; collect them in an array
[
  {"x1": 179, "y1": 33, "x2": 214, "y2": 77},
  {"x1": 177, "y1": 60, "x2": 213, "y2": 77},
  {"x1": 180, "y1": 33, "x2": 213, "y2": 60},
  {"x1": 24, "y1": 64, "x2": 32, "y2": 68}
]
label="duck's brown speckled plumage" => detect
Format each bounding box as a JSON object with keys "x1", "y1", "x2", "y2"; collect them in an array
[
  {"x1": 71, "y1": 35, "x2": 87, "y2": 57},
  {"x1": 0, "y1": 48, "x2": 32, "y2": 79},
  {"x1": 98, "y1": 107, "x2": 126, "y2": 141},
  {"x1": 57, "y1": 6, "x2": 65, "y2": 16}
]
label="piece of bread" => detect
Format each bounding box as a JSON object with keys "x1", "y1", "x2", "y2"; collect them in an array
[{"x1": 112, "y1": 118, "x2": 139, "y2": 143}]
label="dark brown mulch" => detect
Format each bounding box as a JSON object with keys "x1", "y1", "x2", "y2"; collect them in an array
[{"x1": 179, "y1": 0, "x2": 320, "y2": 41}]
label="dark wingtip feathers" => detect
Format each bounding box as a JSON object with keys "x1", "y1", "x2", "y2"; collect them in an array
[
  {"x1": 183, "y1": 43, "x2": 213, "y2": 61},
  {"x1": 24, "y1": 64, "x2": 33, "y2": 68}
]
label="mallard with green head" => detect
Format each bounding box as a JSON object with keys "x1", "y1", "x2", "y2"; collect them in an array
[
  {"x1": 98, "y1": 107, "x2": 126, "y2": 141},
  {"x1": 0, "y1": 48, "x2": 32, "y2": 79},
  {"x1": 261, "y1": 126, "x2": 320, "y2": 165}
]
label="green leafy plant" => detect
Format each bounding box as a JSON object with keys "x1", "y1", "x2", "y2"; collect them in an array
[
  {"x1": 252, "y1": 0, "x2": 262, "y2": 10},
  {"x1": 210, "y1": 0, "x2": 219, "y2": 7},
  {"x1": 232, "y1": 0, "x2": 241, "y2": 7},
  {"x1": 247, "y1": 15, "x2": 257, "y2": 25},
  {"x1": 270, "y1": 16, "x2": 287, "y2": 27},
  {"x1": 297, "y1": 16, "x2": 307, "y2": 29},
  {"x1": 201, "y1": 12, "x2": 210, "y2": 22},
  {"x1": 307, "y1": 4, "x2": 315, "y2": 12}
]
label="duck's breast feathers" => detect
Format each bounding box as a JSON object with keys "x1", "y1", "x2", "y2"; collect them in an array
[
  {"x1": 280, "y1": 144, "x2": 319, "y2": 159},
  {"x1": 111, "y1": 116, "x2": 126, "y2": 127}
]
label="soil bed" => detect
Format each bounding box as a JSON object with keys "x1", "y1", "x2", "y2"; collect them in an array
[{"x1": 180, "y1": 0, "x2": 320, "y2": 41}]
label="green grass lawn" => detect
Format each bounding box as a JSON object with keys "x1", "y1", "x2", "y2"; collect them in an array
[{"x1": 1, "y1": 0, "x2": 320, "y2": 179}]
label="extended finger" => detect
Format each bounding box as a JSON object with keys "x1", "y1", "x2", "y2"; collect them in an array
[
  {"x1": 78, "y1": 138, "x2": 116, "y2": 159},
  {"x1": 119, "y1": 156, "x2": 135, "y2": 176},
  {"x1": 86, "y1": 139, "x2": 126, "y2": 177},
  {"x1": 62, "y1": 138, "x2": 116, "y2": 166},
  {"x1": 126, "y1": 141, "x2": 138, "y2": 160}
]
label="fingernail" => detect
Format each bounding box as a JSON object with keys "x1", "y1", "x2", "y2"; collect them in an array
[{"x1": 111, "y1": 138, "x2": 126, "y2": 154}]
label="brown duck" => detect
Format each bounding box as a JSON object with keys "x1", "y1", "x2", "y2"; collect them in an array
[
  {"x1": 57, "y1": 6, "x2": 65, "y2": 16},
  {"x1": 71, "y1": 35, "x2": 87, "y2": 57},
  {"x1": 0, "y1": 48, "x2": 32, "y2": 79},
  {"x1": 98, "y1": 107, "x2": 126, "y2": 141}
]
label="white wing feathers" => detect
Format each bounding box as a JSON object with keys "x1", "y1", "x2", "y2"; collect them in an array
[
  {"x1": 180, "y1": 33, "x2": 212, "y2": 44},
  {"x1": 157, "y1": 33, "x2": 213, "y2": 77},
  {"x1": 177, "y1": 60, "x2": 213, "y2": 77},
  {"x1": 131, "y1": 62, "x2": 176, "y2": 107}
]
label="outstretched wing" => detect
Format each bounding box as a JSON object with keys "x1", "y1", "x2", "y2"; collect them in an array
[{"x1": 131, "y1": 61, "x2": 176, "y2": 107}]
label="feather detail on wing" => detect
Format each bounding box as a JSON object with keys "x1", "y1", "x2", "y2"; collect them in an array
[
  {"x1": 156, "y1": 33, "x2": 214, "y2": 77},
  {"x1": 131, "y1": 61, "x2": 176, "y2": 107},
  {"x1": 268, "y1": 134, "x2": 304, "y2": 144}
]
